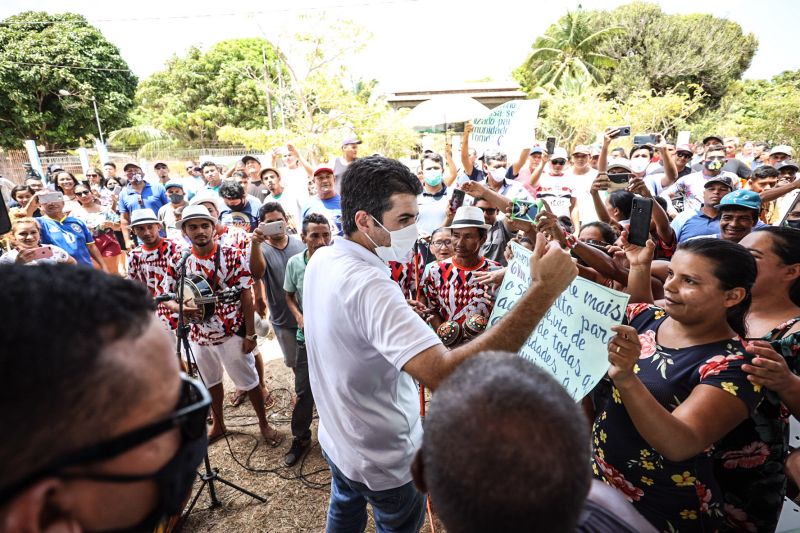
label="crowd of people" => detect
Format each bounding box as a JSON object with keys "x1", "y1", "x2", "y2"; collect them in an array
[{"x1": 1, "y1": 127, "x2": 799, "y2": 533}]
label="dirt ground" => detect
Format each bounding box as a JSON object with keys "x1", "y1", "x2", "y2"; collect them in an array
[{"x1": 181, "y1": 339, "x2": 440, "y2": 533}]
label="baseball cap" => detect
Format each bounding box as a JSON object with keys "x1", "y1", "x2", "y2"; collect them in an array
[
  {"x1": 774, "y1": 160, "x2": 799, "y2": 172},
  {"x1": 164, "y1": 180, "x2": 184, "y2": 191},
  {"x1": 719, "y1": 190, "x2": 761, "y2": 212},
  {"x1": 551, "y1": 147, "x2": 568, "y2": 160},
  {"x1": 702, "y1": 135, "x2": 724, "y2": 145},
  {"x1": 703, "y1": 176, "x2": 733, "y2": 189},
  {"x1": 129, "y1": 208, "x2": 160, "y2": 227},
  {"x1": 123, "y1": 162, "x2": 142, "y2": 172},
  {"x1": 189, "y1": 194, "x2": 223, "y2": 213},
  {"x1": 176, "y1": 205, "x2": 217, "y2": 230},
  {"x1": 259, "y1": 167, "x2": 281, "y2": 179},
  {"x1": 153, "y1": 161, "x2": 168, "y2": 169},
  {"x1": 313, "y1": 165, "x2": 334, "y2": 177},
  {"x1": 590, "y1": 146, "x2": 601, "y2": 157},
  {"x1": 606, "y1": 158, "x2": 632, "y2": 173},
  {"x1": 572, "y1": 145, "x2": 591, "y2": 155},
  {"x1": 242, "y1": 155, "x2": 261, "y2": 165},
  {"x1": 676, "y1": 144, "x2": 693, "y2": 155},
  {"x1": 342, "y1": 136, "x2": 362, "y2": 147},
  {"x1": 530, "y1": 146, "x2": 544, "y2": 155},
  {"x1": 769, "y1": 145, "x2": 794, "y2": 157}
]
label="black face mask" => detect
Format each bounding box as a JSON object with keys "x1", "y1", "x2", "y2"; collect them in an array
[
  {"x1": 785, "y1": 219, "x2": 800, "y2": 230},
  {"x1": 92, "y1": 433, "x2": 207, "y2": 533},
  {"x1": 229, "y1": 201, "x2": 246, "y2": 212}
]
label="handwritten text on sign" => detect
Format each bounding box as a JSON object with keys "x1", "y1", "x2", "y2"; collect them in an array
[
  {"x1": 470, "y1": 100, "x2": 539, "y2": 157},
  {"x1": 488, "y1": 242, "x2": 630, "y2": 400}
]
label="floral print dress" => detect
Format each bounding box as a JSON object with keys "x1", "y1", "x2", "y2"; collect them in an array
[
  {"x1": 714, "y1": 316, "x2": 800, "y2": 532},
  {"x1": 592, "y1": 304, "x2": 764, "y2": 533}
]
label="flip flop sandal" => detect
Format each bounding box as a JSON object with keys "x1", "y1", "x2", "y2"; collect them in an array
[
  {"x1": 263, "y1": 428, "x2": 285, "y2": 448},
  {"x1": 230, "y1": 390, "x2": 247, "y2": 407},
  {"x1": 263, "y1": 393, "x2": 276, "y2": 411}
]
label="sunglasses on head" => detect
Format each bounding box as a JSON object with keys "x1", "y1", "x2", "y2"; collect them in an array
[{"x1": 0, "y1": 374, "x2": 209, "y2": 504}]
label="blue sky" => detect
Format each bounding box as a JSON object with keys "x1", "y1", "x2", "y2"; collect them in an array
[{"x1": 1, "y1": 0, "x2": 797, "y2": 92}]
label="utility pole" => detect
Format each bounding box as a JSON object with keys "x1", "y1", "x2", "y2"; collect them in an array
[{"x1": 262, "y1": 47, "x2": 274, "y2": 130}]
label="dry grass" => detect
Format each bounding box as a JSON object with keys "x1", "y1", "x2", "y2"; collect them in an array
[{"x1": 181, "y1": 342, "x2": 441, "y2": 533}]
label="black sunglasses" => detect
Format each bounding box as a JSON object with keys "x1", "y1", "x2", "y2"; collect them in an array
[
  {"x1": 75, "y1": 190, "x2": 92, "y2": 197},
  {"x1": 86, "y1": 173, "x2": 99, "y2": 177},
  {"x1": 0, "y1": 374, "x2": 209, "y2": 503},
  {"x1": 551, "y1": 159, "x2": 566, "y2": 165}
]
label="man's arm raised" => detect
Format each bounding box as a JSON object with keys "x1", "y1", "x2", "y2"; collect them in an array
[{"x1": 403, "y1": 233, "x2": 577, "y2": 390}]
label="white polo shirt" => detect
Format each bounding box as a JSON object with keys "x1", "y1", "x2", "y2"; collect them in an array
[{"x1": 303, "y1": 237, "x2": 442, "y2": 491}]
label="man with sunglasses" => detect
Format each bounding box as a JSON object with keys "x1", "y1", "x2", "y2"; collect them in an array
[
  {"x1": 645, "y1": 143, "x2": 693, "y2": 193},
  {"x1": 0, "y1": 264, "x2": 210, "y2": 532},
  {"x1": 118, "y1": 162, "x2": 169, "y2": 250},
  {"x1": 530, "y1": 146, "x2": 580, "y2": 233},
  {"x1": 689, "y1": 137, "x2": 752, "y2": 180},
  {"x1": 661, "y1": 144, "x2": 741, "y2": 215}
]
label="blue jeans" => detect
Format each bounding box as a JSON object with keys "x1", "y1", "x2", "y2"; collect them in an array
[{"x1": 323, "y1": 450, "x2": 426, "y2": 533}]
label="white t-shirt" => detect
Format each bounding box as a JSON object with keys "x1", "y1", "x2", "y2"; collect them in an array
[
  {"x1": 564, "y1": 168, "x2": 598, "y2": 224},
  {"x1": 303, "y1": 238, "x2": 442, "y2": 491},
  {"x1": 534, "y1": 173, "x2": 575, "y2": 219},
  {"x1": 274, "y1": 167, "x2": 310, "y2": 229},
  {"x1": 0, "y1": 244, "x2": 72, "y2": 265}
]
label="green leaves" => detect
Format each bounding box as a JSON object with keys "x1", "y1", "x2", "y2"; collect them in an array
[{"x1": 0, "y1": 11, "x2": 137, "y2": 149}]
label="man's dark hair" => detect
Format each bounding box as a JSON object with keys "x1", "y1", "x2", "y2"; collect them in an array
[
  {"x1": 754, "y1": 142, "x2": 769, "y2": 151},
  {"x1": 340, "y1": 156, "x2": 422, "y2": 236},
  {"x1": 219, "y1": 181, "x2": 245, "y2": 200},
  {"x1": 200, "y1": 161, "x2": 219, "y2": 171},
  {"x1": 421, "y1": 152, "x2": 444, "y2": 168},
  {"x1": 258, "y1": 201, "x2": 287, "y2": 221},
  {"x1": 0, "y1": 265, "x2": 157, "y2": 496},
  {"x1": 629, "y1": 145, "x2": 654, "y2": 158},
  {"x1": 608, "y1": 190, "x2": 635, "y2": 220},
  {"x1": 719, "y1": 204, "x2": 759, "y2": 223},
  {"x1": 103, "y1": 161, "x2": 116, "y2": 169},
  {"x1": 580, "y1": 221, "x2": 618, "y2": 245},
  {"x1": 302, "y1": 212, "x2": 329, "y2": 234},
  {"x1": 752, "y1": 165, "x2": 779, "y2": 180},
  {"x1": 422, "y1": 352, "x2": 591, "y2": 533}
]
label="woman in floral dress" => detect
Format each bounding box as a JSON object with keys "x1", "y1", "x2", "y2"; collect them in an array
[
  {"x1": 592, "y1": 236, "x2": 764, "y2": 532},
  {"x1": 714, "y1": 226, "x2": 800, "y2": 532}
]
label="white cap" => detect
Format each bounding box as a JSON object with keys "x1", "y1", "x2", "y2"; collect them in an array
[{"x1": 769, "y1": 144, "x2": 794, "y2": 157}]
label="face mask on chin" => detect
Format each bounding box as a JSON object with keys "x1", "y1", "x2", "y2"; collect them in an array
[
  {"x1": 785, "y1": 219, "x2": 800, "y2": 230},
  {"x1": 364, "y1": 216, "x2": 418, "y2": 263}
]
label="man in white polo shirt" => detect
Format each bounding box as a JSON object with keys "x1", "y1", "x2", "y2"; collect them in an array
[{"x1": 303, "y1": 156, "x2": 578, "y2": 533}]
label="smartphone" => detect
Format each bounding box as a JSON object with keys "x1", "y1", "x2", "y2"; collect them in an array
[
  {"x1": 633, "y1": 134, "x2": 658, "y2": 146},
  {"x1": 611, "y1": 126, "x2": 631, "y2": 138},
  {"x1": 112, "y1": 185, "x2": 122, "y2": 195},
  {"x1": 607, "y1": 172, "x2": 631, "y2": 191},
  {"x1": 30, "y1": 246, "x2": 53, "y2": 260},
  {"x1": 258, "y1": 220, "x2": 285, "y2": 236},
  {"x1": 628, "y1": 197, "x2": 653, "y2": 247},
  {"x1": 545, "y1": 137, "x2": 556, "y2": 155},
  {"x1": 450, "y1": 189, "x2": 466, "y2": 211},
  {"x1": 510, "y1": 199, "x2": 541, "y2": 223},
  {"x1": 38, "y1": 192, "x2": 63, "y2": 204}
]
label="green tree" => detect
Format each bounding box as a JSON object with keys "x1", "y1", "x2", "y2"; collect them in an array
[
  {"x1": 595, "y1": 2, "x2": 757, "y2": 103},
  {"x1": 134, "y1": 38, "x2": 287, "y2": 142},
  {"x1": 514, "y1": 9, "x2": 620, "y2": 91},
  {"x1": 0, "y1": 11, "x2": 137, "y2": 149}
]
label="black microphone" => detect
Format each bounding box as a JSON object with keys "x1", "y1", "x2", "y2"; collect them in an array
[
  {"x1": 176, "y1": 248, "x2": 192, "y2": 271},
  {"x1": 154, "y1": 293, "x2": 176, "y2": 303}
]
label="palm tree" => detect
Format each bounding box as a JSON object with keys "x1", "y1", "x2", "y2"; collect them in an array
[{"x1": 519, "y1": 9, "x2": 621, "y2": 90}]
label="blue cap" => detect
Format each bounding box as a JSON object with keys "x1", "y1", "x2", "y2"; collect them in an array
[
  {"x1": 719, "y1": 189, "x2": 761, "y2": 212},
  {"x1": 530, "y1": 146, "x2": 544, "y2": 154},
  {"x1": 164, "y1": 180, "x2": 184, "y2": 191}
]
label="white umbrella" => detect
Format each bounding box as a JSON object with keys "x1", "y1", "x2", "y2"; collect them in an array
[{"x1": 402, "y1": 95, "x2": 490, "y2": 131}]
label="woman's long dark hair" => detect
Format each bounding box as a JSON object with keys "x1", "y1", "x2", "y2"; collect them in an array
[
  {"x1": 678, "y1": 238, "x2": 757, "y2": 338},
  {"x1": 54, "y1": 171, "x2": 79, "y2": 195},
  {"x1": 757, "y1": 226, "x2": 800, "y2": 306}
]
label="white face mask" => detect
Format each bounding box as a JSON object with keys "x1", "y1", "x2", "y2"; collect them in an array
[
  {"x1": 365, "y1": 216, "x2": 418, "y2": 263},
  {"x1": 489, "y1": 167, "x2": 506, "y2": 183},
  {"x1": 630, "y1": 158, "x2": 649, "y2": 174}
]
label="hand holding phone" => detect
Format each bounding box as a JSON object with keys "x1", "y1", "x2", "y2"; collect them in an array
[
  {"x1": 450, "y1": 189, "x2": 466, "y2": 212},
  {"x1": 258, "y1": 220, "x2": 286, "y2": 236},
  {"x1": 38, "y1": 192, "x2": 63, "y2": 204},
  {"x1": 545, "y1": 137, "x2": 556, "y2": 155},
  {"x1": 510, "y1": 199, "x2": 542, "y2": 223},
  {"x1": 627, "y1": 197, "x2": 653, "y2": 247}
]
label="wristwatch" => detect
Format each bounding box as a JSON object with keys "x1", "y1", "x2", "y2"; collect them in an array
[{"x1": 245, "y1": 333, "x2": 258, "y2": 341}]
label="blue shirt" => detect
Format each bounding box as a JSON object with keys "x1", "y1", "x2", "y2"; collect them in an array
[
  {"x1": 303, "y1": 195, "x2": 343, "y2": 235},
  {"x1": 118, "y1": 182, "x2": 169, "y2": 216},
  {"x1": 672, "y1": 209, "x2": 720, "y2": 243},
  {"x1": 220, "y1": 197, "x2": 263, "y2": 232},
  {"x1": 37, "y1": 215, "x2": 94, "y2": 265}
]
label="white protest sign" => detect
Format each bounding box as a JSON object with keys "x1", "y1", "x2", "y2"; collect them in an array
[
  {"x1": 470, "y1": 100, "x2": 539, "y2": 157},
  {"x1": 488, "y1": 242, "x2": 629, "y2": 400}
]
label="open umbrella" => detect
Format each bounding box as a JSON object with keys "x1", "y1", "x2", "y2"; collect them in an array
[{"x1": 402, "y1": 95, "x2": 490, "y2": 132}]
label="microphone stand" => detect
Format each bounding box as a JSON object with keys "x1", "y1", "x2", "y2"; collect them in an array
[{"x1": 173, "y1": 253, "x2": 266, "y2": 525}]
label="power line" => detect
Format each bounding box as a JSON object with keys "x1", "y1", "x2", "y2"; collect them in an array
[{"x1": 0, "y1": 0, "x2": 419, "y2": 25}]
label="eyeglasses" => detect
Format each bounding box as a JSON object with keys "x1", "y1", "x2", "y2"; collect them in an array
[
  {"x1": 431, "y1": 239, "x2": 453, "y2": 248},
  {"x1": 86, "y1": 173, "x2": 99, "y2": 177},
  {"x1": 551, "y1": 159, "x2": 566, "y2": 165},
  {"x1": 478, "y1": 207, "x2": 498, "y2": 214},
  {"x1": 0, "y1": 374, "x2": 209, "y2": 504},
  {"x1": 75, "y1": 191, "x2": 92, "y2": 197}
]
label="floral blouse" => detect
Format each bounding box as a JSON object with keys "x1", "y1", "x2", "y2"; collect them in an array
[
  {"x1": 592, "y1": 303, "x2": 763, "y2": 533},
  {"x1": 713, "y1": 316, "x2": 800, "y2": 533}
]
